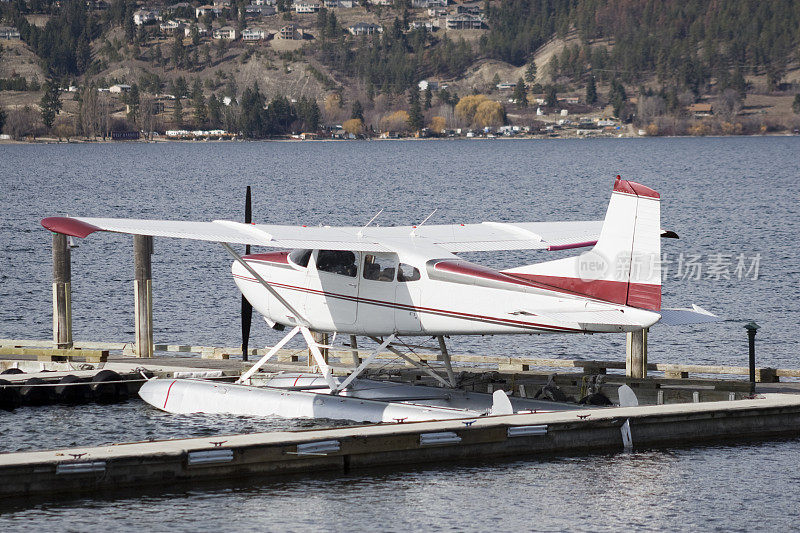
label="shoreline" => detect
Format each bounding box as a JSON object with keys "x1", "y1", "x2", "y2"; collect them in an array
[{"x1": 2, "y1": 131, "x2": 799, "y2": 145}]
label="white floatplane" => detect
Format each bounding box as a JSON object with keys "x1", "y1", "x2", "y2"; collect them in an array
[{"x1": 42, "y1": 176, "x2": 717, "y2": 423}]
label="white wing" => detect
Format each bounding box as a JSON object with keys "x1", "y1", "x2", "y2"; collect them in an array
[{"x1": 41, "y1": 216, "x2": 604, "y2": 253}]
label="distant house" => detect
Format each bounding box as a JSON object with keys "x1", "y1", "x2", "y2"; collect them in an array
[
  {"x1": 133, "y1": 9, "x2": 160, "y2": 25},
  {"x1": 109, "y1": 84, "x2": 132, "y2": 93},
  {"x1": 195, "y1": 4, "x2": 215, "y2": 17},
  {"x1": 279, "y1": 23, "x2": 303, "y2": 40},
  {"x1": 0, "y1": 26, "x2": 20, "y2": 39},
  {"x1": 445, "y1": 13, "x2": 483, "y2": 29},
  {"x1": 294, "y1": 2, "x2": 321, "y2": 13},
  {"x1": 427, "y1": 7, "x2": 446, "y2": 16},
  {"x1": 251, "y1": 0, "x2": 276, "y2": 5},
  {"x1": 411, "y1": 0, "x2": 446, "y2": 7},
  {"x1": 347, "y1": 22, "x2": 382, "y2": 35},
  {"x1": 456, "y1": 3, "x2": 482, "y2": 15},
  {"x1": 166, "y1": 2, "x2": 192, "y2": 10},
  {"x1": 418, "y1": 79, "x2": 447, "y2": 91},
  {"x1": 367, "y1": 0, "x2": 392, "y2": 5},
  {"x1": 184, "y1": 25, "x2": 208, "y2": 37},
  {"x1": 496, "y1": 82, "x2": 516, "y2": 90},
  {"x1": 245, "y1": 4, "x2": 275, "y2": 16},
  {"x1": 242, "y1": 28, "x2": 266, "y2": 40},
  {"x1": 213, "y1": 26, "x2": 238, "y2": 39},
  {"x1": 160, "y1": 20, "x2": 187, "y2": 34},
  {"x1": 324, "y1": 0, "x2": 353, "y2": 7},
  {"x1": 688, "y1": 103, "x2": 713, "y2": 117},
  {"x1": 213, "y1": 0, "x2": 231, "y2": 6},
  {"x1": 409, "y1": 20, "x2": 437, "y2": 30}
]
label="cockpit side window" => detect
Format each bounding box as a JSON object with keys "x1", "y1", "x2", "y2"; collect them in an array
[
  {"x1": 363, "y1": 253, "x2": 398, "y2": 282},
  {"x1": 397, "y1": 263, "x2": 421, "y2": 282},
  {"x1": 316, "y1": 250, "x2": 358, "y2": 277},
  {"x1": 288, "y1": 249, "x2": 312, "y2": 268}
]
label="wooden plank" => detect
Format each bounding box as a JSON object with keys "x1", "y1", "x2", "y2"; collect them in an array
[{"x1": 0, "y1": 347, "x2": 108, "y2": 362}]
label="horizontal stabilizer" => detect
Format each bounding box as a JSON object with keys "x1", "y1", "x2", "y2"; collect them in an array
[{"x1": 658, "y1": 305, "x2": 721, "y2": 326}]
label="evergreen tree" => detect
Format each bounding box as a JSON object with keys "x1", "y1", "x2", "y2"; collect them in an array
[
  {"x1": 525, "y1": 60, "x2": 537, "y2": 83},
  {"x1": 239, "y1": 82, "x2": 266, "y2": 137},
  {"x1": 424, "y1": 86, "x2": 432, "y2": 109},
  {"x1": 0, "y1": 104, "x2": 6, "y2": 133},
  {"x1": 586, "y1": 76, "x2": 597, "y2": 105},
  {"x1": 544, "y1": 85, "x2": 557, "y2": 107},
  {"x1": 408, "y1": 89, "x2": 423, "y2": 131},
  {"x1": 173, "y1": 97, "x2": 183, "y2": 127},
  {"x1": 193, "y1": 90, "x2": 207, "y2": 126},
  {"x1": 40, "y1": 79, "x2": 62, "y2": 130},
  {"x1": 208, "y1": 93, "x2": 222, "y2": 128},
  {"x1": 351, "y1": 100, "x2": 364, "y2": 121},
  {"x1": 793, "y1": 94, "x2": 800, "y2": 115},
  {"x1": 512, "y1": 77, "x2": 527, "y2": 107},
  {"x1": 609, "y1": 79, "x2": 627, "y2": 118},
  {"x1": 125, "y1": 83, "x2": 140, "y2": 123}
]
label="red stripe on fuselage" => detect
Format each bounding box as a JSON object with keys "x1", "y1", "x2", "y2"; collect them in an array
[{"x1": 232, "y1": 273, "x2": 579, "y2": 333}]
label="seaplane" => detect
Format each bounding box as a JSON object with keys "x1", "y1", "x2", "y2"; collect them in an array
[{"x1": 41, "y1": 176, "x2": 717, "y2": 423}]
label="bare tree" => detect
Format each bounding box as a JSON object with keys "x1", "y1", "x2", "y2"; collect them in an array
[
  {"x1": 637, "y1": 95, "x2": 666, "y2": 124},
  {"x1": 715, "y1": 88, "x2": 742, "y2": 121}
]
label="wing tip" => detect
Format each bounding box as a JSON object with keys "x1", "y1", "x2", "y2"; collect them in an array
[{"x1": 41, "y1": 217, "x2": 101, "y2": 238}]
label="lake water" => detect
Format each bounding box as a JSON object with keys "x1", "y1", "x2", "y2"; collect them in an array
[{"x1": 1, "y1": 137, "x2": 799, "y2": 529}]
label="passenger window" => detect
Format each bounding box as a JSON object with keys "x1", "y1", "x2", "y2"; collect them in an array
[
  {"x1": 397, "y1": 263, "x2": 421, "y2": 282},
  {"x1": 363, "y1": 253, "x2": 398, "y2": 282},
  {"x1": 316, "y1": 250, "x2": 358, "y2": 277},
  {"x1": 288, "y1": 249, "x2": 312, "y2": 268}
]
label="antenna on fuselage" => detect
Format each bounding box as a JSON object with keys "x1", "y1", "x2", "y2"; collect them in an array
[
  {"x1": 357, "y1": 208, "x2": 383, "y2": 238},
  {"x1": 410, "y1": 209, "x2": 437, "y2": 237}
]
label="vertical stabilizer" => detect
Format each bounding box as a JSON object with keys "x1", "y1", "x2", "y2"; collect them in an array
[{"x1": 504, "y1": 176, "x2": 662, "y2": 311}]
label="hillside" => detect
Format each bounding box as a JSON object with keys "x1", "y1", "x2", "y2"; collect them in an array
[{"x1": 1, "y1": 0, "x2": 799, "y2": 139}]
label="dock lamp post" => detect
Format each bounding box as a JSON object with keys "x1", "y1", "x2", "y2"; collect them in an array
[{"x1": 745, "y1": 321, "x2": 760, "y2": 394}]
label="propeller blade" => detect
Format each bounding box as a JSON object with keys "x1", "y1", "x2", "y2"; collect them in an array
[{"x1": 241, "y1": 186, "x2": 253, "y2": 362}]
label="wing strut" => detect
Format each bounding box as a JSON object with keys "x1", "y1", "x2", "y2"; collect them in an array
[{"x1": 220, "y1": 242, "x2": 309, "y2": 327}]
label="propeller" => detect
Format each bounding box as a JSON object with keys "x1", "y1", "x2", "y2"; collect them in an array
[{"x1": 241, "y1": 186, "x2": 253, "y2": 362}]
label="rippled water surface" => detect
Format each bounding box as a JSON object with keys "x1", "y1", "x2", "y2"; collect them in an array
[{"x1": 1, "y1": 137, "x2": 799, "y2": 529}]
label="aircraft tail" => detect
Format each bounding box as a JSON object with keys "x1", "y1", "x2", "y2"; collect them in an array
[{"x1": 504, "y1": 176, "x2": 662, "y2": 311}]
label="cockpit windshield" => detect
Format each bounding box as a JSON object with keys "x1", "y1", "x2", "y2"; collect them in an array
[{"x1": 288, "y1": 249, "x2": 312, "y2": 268}]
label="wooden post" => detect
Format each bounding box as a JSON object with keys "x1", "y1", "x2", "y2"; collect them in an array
[
  {"x1": 349, "y1": 335, "x2": 360, "y2": 367},
  {"x1": 52, "y1": 233, "x2": 73, "y2": 349},
  {"x1": 626, "y1": 328, "x2": 648, "y2": 378},
  {"x1": 133, "y1": 235, "x2": 153, "y2": 358},
  {"x1": 309, "y1": 331, "x2": 328, "y2": 367}
]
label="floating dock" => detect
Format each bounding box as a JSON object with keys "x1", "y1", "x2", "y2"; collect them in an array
[{"x1": 2, "y1": 393, "x2": 800, "y2": 500}]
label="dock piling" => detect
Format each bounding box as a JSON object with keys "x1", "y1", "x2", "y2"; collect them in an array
[
  {"x1": 745, "y1": 321, "x2": 760, "y2": 393},
  {"x1": 133, "y1": 235, "x2": 153, "y2": 358},
  {"x1": 626, "y1": 328, "x2": 648, "y2": 378},
  {"x1": 52, "y1": 233, "x2": 73, "y2": 349}
]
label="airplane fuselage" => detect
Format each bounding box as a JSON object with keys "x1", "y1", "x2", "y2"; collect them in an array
[{"x1": 232, "y1": 248, "x2": 660, "y2": 336}]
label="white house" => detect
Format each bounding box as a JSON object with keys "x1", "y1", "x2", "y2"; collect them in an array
[
  {"x1": 133, "y1": 9, "x2": 160, "y2": 25},
  {"x1": 294, "y1": 2, "x2": 321, "y2": 13},
  {"x1": 242, "y1": 28, "x2": 266, "y2": 40},
  {"x1": 213, "y1": 26, "x2": 238, "y2": 39},
  {"x1": 347, "y1": 22, "x2": 382, "y2": 35},
  {"x1": 445, "y1": 13, "x2": 483, "y2": 29},
  {"x1": 0, "y1": 26, "x2": 21, "y2": 39},
  {"x1": 109, "y1": 84, "x2": 132, "y2": 93},
  {"x1": 160, "y1": 19, "x2": 187, "y2": 34}
]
